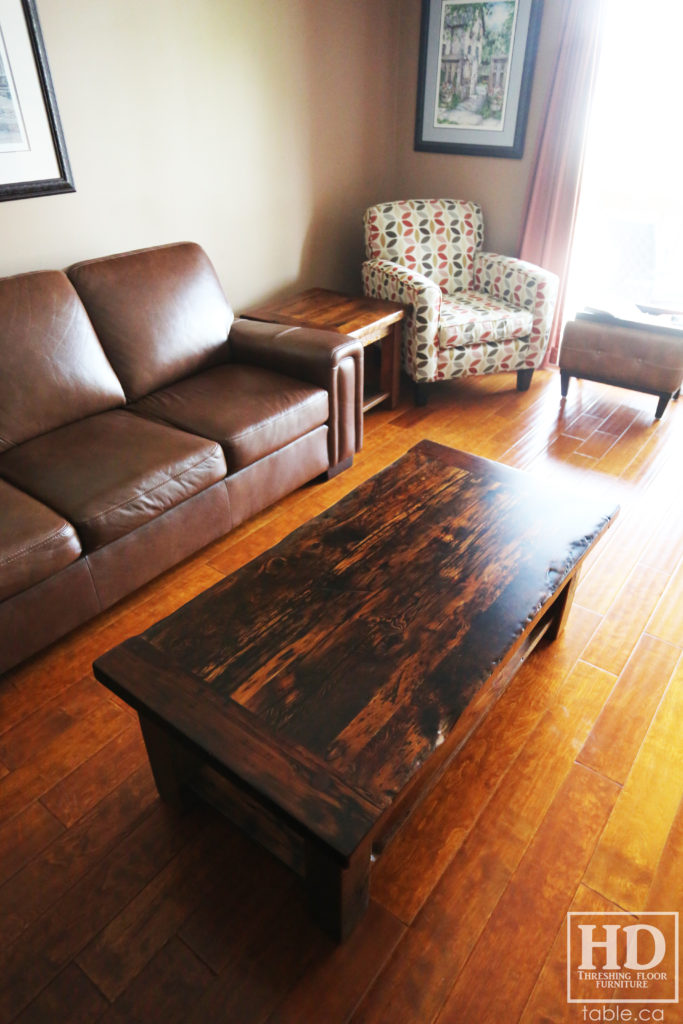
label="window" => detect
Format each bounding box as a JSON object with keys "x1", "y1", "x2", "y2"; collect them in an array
[{"x1": 564, "y1": 0, "x2": 683, "y2": 319}]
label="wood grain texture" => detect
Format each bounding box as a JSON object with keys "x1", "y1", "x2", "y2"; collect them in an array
[
  {"x1": 578, "y1": 633, "x2": 680, "y2": 783},
  {"x1": 434, "y1": 764, "x2": 619, "y2": 1024},
  {"x1": 584, "y1": 654, "x2": 683, "y2": 911}
]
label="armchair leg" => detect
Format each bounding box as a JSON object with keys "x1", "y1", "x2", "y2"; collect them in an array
[
  {"x1": 516, "y1": 369, "x2": 534, "y2": 392},
  {"x1": 560, "y1": 369, "x2": 570, "y2": 398},
  {"x1": 414, "y1": 382, "x2": 430, "y2": 407}
]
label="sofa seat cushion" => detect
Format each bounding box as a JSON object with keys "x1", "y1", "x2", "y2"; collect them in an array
[
  {"x1": 0, "y1": 410, "x2": 226, "y2": 553},
  {"x1": 438, "y1": 291, "x2": 533, "y2": 350},
  {"x1": 0, "y1": 480, "x2": 83, "y2": 602},
  {"x1": 131, "y1": 363, "x2": 329, "y2": 472}
]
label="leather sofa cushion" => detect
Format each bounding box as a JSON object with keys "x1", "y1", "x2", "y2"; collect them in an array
[
  {"x1": 68, "y1": 243, "x2": 234, "y2": 402},
  {"x1": 0, "y1": 480, "x2": 82, "y2": 602},
  {"x1": 0, "y1": 270, "x2": 125, "y2": 450},
  {"x1": 131, "y1": 363, "x2": 329, "y2": 472},
  {"x1": 0, "y1": 410, "x2": 227, "y2": 553}
]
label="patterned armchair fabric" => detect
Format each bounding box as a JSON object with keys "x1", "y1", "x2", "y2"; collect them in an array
[{"x1": 362, "y1": 199, "x2": 559, "y2": 400}]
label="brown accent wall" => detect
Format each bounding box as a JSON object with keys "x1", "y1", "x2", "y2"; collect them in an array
[{"x1": 0, "y1": 0, "x2": 564, "y2": 305}]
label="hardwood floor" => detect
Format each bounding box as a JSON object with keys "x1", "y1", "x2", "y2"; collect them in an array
[{"x1": 1, "y1": 369, "x2": 681, "y2": 1024}]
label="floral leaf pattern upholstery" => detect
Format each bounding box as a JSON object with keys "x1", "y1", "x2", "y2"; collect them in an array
[
  {"x1": 438, "y1": 292, "x2": 533, "y2": 350},
  {"x1": 362, "y1": 199, "x2": 559, "y2": 386}
]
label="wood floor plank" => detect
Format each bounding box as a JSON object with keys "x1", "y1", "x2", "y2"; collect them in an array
[
  {"x1": 265, "y1": 900, "x2": 405, "y2": 1024},
  {"x1": 646, "y1": 794, "x2": 683, "y2": 913},
  {"x1": 0, "y1": 677, "x2": 111, "y2": 770},
  {"x1": 0, "y1": 801, "x2": 206, "y2": 1022},
  {"x1": 0, "y1": 801, "x2": 64, "y2": 889},
  {"x1": 11, "y1": 963, "x2": 109, "y2": 1024},
  {"x1": 578, "y1": 633, "x2": 680, "y2": 783},
  {"x1": 40, "y1": 721, "x2": 147, "y2": 828},
  {"x1": 96, "y1": 936, "x2": 214, "y2": 1024},
  {"x1": 583, "y1": 655, "x2": 683, "y2": 911},
  {"x1": 580, "y1": 562, "x2": 670, "y2": 674},
  {"x1": 519, "y1": 884, "x2": 634, "y2": 1023},
  {"x1": 646, "y1": 554, "x2": 683, "y2": 646},
  {"x1": 0, "y1": 698, "x2": 131, "y2": 825},
  {"x1": 76, "y1": 815, "x2": 234, "y2": 1001},
  {"x1": 0, "y1": 765, "x2": 158, "y2": 949},
  {"x1": 434, "y1": 764, "x2": 619, "y2": 1024}
]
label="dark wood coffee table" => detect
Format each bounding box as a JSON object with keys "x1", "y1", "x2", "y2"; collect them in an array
[
  {"x1": 241, "y1": 288, "x2": 404, "y2": 412},
  {"x1": 93, "y1": 442, "x2": 618, "y2": 940}
]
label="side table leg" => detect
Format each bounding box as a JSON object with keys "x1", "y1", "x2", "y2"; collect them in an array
[
  {"x1": 305, "y1": 837, "x2": 372, "y2": 941},
  {"x1": 380, "y1": 322, "x2": 402, "y2": 409},
  {"x1": 139, "y1": 715, "x2": 197, "y2": 810}
]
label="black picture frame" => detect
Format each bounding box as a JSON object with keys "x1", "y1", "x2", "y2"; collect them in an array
[
  {"x1": 0, "y1": 0, "x2": 74, "y2": 201},
  {"x1": 415, "y1": 0, "x2": 543, "y2": 159}
]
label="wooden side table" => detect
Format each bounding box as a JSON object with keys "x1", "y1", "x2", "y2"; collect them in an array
[{"x1": 241, "y1": 288, "x2": 404, "y2": 412}]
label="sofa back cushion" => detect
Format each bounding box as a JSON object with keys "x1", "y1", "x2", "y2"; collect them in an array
[
  {"x1": 68, "y1": 242, "x2": 235, "y2": 401},
  {"x1": 0, "y1": 270, "x2": 125, "y2": 450}
]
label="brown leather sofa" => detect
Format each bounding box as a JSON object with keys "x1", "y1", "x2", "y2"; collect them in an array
[{"x1": 0, "y1": 242, "x2": 363, "y2": 675}]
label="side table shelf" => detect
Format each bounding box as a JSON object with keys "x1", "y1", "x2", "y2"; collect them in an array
[{"x1": 241, "y1": 288, "x2": 405, "y2": 412}]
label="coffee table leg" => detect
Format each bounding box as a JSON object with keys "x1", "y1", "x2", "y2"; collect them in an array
[
  {"x1": 138, "y1": 715, "x2": 197, "y2": 809},
  {"x1": 546, "y1": 571, "x2": 580, "y2": 643},
  {"x1": 305, "y1": 837, "x2": 372, "y2": 941}
]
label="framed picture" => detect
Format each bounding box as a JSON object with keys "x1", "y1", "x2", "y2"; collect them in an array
[
  {"x1": 415, "y1": 0, "x2": 543, "y2": 158},
  {"x1": 0, "y1": 0, "x2": 74, "y2": 201}
]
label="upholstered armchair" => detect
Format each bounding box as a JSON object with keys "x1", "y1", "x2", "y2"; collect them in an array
[{"x1": 362, "y1": 199, "x2": 559, "y2": 405}]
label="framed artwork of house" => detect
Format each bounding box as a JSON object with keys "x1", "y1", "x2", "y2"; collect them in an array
[
  {"x1": 415, "y1": 0, "x2": 543, "y2": 158},
  {"x1": 0, "y1": 0, "x2": 74, "y2": 201}
]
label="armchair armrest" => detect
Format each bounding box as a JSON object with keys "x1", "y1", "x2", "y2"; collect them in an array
[
  {"x1": 473, "y1": 252, "x2": 559, "y2": 359},
  {"x1": 229, "y1": 318, "x2": 363, "y2": 471},
  {"x1": 362, "y1": 259, "x2": 441, "y2": 381}
]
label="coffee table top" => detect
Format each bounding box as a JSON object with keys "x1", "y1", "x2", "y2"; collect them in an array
[{"x1": 94, "y1": 442, "x2": 618, "y2": 860}]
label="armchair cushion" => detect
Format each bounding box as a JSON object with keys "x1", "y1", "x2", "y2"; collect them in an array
[{"x1": 438, "y1": 293, "x2": 532, "y2": 351}]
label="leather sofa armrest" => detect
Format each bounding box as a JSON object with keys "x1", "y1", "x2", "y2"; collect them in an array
[{"x1": 229, "y1": 318, "x2": 364, "y2": 470}]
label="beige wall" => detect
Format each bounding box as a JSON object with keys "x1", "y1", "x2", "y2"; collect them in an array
[
  {"x1": 1, "y1": 0, "x2": 564, "y2": 304},
  {"x1": 0, "y1": 0, "x2": 399, "y2": 305}
]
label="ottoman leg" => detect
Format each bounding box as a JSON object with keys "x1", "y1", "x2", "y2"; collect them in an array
[
  {"x1": 655, "y1": 393, "x2": 672, "y2": 419},
  {"x1": 560, "y1": 369, "x2": 571, "y2": 398},
  {"x1": 516, "y1": 368, "x2": 534, "y2": 391}
]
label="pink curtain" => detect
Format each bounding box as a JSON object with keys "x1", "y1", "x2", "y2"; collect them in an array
[{"x1": 518, "y1": 0, "x2": 605, "y2": 364}]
